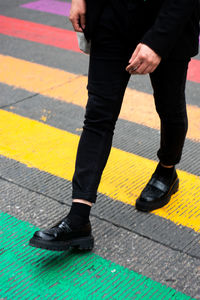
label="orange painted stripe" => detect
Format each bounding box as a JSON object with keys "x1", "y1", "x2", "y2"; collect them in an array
[
  {"x1": 0, "y1": 54, "x2": 200, "y2": 141},
  {"x1": 0, "y1": 15, "x2": 200, "y2": 83}
]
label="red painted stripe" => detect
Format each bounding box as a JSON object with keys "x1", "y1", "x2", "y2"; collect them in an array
[
  {"x1": 0, "y1": 15, "x2": 199, "y2": 83},
  {"x1": 0, "y1": 15, "x2": 80, "y2": 53},
  {"x1": 187, "y1": 59, "x2": 200, "y2": 83}
]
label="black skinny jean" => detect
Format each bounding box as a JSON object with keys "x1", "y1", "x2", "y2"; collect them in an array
[{"x1": 72, "y1": 2, "x2": 190, "y2": 203}]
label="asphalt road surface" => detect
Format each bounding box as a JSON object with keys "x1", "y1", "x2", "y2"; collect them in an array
[{"x1": 0, "y1": 1, "x2": 200, "y2": 299}]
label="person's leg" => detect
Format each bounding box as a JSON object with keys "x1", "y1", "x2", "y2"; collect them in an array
[
  {"x1": 72, "y1": 46, "x2": 131, "y2": 204},
  {"x1": 71, "y1": 0, "x2": 140, "y2": 227},
  {"x1": 29, "y1": 2, "x2": 132, "y2": 250},
  {"x1": 72, "y1": 2, "x2": 134, "y2": 206},
  {"x1": 136, "y1": 58, "x2": 190, "y2": 212},
  {"x1": 151, "y1": 59, "x2": 189, "y2": 166}
]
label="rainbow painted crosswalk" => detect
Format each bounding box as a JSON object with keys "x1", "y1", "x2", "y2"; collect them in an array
[{"x1": 0, "y1": 1, "x2": 200, "y2": 299}]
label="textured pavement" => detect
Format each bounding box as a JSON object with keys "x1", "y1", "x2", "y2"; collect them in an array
[{"x1": 0, "y1": 0, "x2": 200, "y2": 299}]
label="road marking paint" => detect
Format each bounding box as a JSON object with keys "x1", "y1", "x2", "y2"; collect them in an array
[
  {"x1": 0, "y1": 16, "x2": 199, "y2": 83},
  {"x1": 0, "y1": 109, "x2": 200, "y2": 232},
  {"x1": 188, "y1": 59, "x2": 200, "y2": 83},
  {"x1": 21, "y1": 0, "x2": 71, "y2": 16},
  {"x1": 0, "y1": 15, "x2": 80, "y2": 52},
  {"x1": 0, "y1": 54, "x2": 200, "y2": 141},
  {"x1": 0, "y1": 211, "x2": 192, "y2": 299}
]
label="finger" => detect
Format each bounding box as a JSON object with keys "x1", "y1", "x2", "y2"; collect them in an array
[
  {"x1": 133, "y1": 62, "x2": 148, "y2": 74},
  {"x1": 141, "y1": 65, "x2": 153, "y2": 74},
  {"x1": 128, "y1": 49, "x2": 146, "y2": 71},
  {"x1": 137, "y1": 64, "x2": 154, "y2": 75},
  {"x1": 80, "y1": 14, "x2": 86, "y2": 30},
  {"x1": 126, "y1": 58, "x2": 141, "y2": 72},
  {"x1": 128, "y1": 63, "x2": 141, "y2": 74},
  {"x1": 126, "y1": 64, "x2": 137, "y2": 72},
  {"x1": 71, "y1": 16, "x2": 83, "y2": 32},
  {"x1": 126, "y1": 53, "x2": 141, "y2": 71},
  {"x1": 126, "y1": 64, "x2": 139, "y2": 73}
]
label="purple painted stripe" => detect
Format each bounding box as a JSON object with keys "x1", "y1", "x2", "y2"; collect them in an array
[{"x1": 21, "y1": 0, "x2": 71, "y2": 17}]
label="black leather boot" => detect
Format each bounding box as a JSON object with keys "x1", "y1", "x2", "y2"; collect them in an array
[
  {"x1": 136, "y1": 165, "x2": 179, "y2": 212},
  {"x1": 29, "y1": 217, "x2": 94, "y2": 251}
]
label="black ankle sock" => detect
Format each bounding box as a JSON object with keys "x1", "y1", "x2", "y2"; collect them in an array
[
  {"x1": 155, "y1": 162, "x2": 176, "y2": 180},
  {"x1": 67, "y1": 202, "x2": 91, "y2": 228}
]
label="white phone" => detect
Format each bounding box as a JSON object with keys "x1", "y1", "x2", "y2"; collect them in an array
[{"x1": 77, "y1": 32, "x2": 91, "y2": 55}]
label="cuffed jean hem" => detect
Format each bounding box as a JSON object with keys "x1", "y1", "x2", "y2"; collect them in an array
[
  {"x1": 72, "y1": 191, "x2": 97, "y2": 204},
  {"x1": 158, "y1": 154, "x2": 182, "y2": 167},
  {"x1": 158, "y1": 159, "x2": 180, "y2": 167}
]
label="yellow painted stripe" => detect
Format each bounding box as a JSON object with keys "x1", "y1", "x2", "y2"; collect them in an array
[
  {"x1": 0, "y1": 54, "x2": 200, "y2": 141},
  {"x1": 0, "y1": 109, "x2": 200, "y2": 232}
]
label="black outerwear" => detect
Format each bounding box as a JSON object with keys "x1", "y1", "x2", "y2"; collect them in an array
[{"x1": 84, "y1": 0, "x2": 199, "y2": 59}]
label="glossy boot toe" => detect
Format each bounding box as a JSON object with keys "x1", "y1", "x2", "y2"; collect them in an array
[{"x1": 29, "y1": 217, "x2": 94, "y2": 251}]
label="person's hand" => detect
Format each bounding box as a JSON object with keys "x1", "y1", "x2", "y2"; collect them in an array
[
  {"x1": 69, "y1": 0, "x2": 86, "y2": 32},
  {"x1": 126, "y1": 43, "x2": 161, "y2": 75}
]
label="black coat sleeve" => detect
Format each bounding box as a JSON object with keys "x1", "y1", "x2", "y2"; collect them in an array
[{"x1": 141, "y1": 0, "x2": 198, "y2": 58}]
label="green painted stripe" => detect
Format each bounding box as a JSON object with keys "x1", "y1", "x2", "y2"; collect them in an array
[{"x1": 0, "y1": 211, "x2": 193, "y2": 299}]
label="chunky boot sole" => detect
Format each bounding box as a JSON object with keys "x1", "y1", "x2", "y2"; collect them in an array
[
  {"x1": 136, "y1": 178, "x2": 179, "y2": 212},
  {"x1": 29, "y1": 235, "x2": 94, "y2": 251}
]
